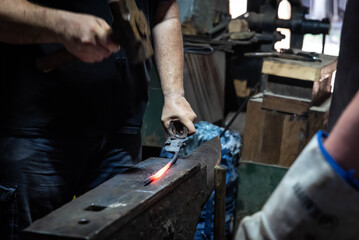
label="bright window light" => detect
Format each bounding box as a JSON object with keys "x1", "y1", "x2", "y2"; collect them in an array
[{"x1": 230, "y1": 0, "x2": 247, "y2": 19}]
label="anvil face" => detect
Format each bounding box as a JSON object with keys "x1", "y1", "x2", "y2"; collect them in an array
[{"x1": 23, "y1": 137, "x2": 221, "y2": 240}]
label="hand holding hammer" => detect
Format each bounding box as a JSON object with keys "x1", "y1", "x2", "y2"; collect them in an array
[{"x1": 36, "y1": 0, "x2": 153, "y2": 72}]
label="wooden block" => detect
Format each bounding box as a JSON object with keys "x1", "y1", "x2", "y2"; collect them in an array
[
  {"x1": 260, "y1": 110, "x2": 285, "y2": 165},
  {"x1": 228, "y1": 19, "x2": 249, "y2": 33},
  {"x1": 262, "y1": 54, "x2": 337, "y2": 82},
  {"x1": 242, "y1": 94, "x2": 331, "y2": 167},
  {"x1": 279, "y1": 114, "x2": 307, "y2": 167},
  {"x1": 266, "y1": 75, "x2": 313, "y2": 99},
  {"x1": 311, "y1": 74, "x2": 332, "y2": 106},
  {"x1": 181, "y1": 21, "x2": 197, "y2": 35},
  {"x1": 308, "y1": 97, "x2": 331, "y2": 140},
  {"x1": 265, "y1": 74, "x2": 332, "y2": 106},
  {"x1": 242, "y1": 94, "x2": 265, "y2": 162},
  {"x1": 262, "y1": 92, "x2": 312, "y2": 115},
  {"x1": 233, "y1": 79, "x2": 251, "y2": 97}
]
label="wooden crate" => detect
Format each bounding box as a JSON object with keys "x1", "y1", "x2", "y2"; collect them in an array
[
  {"x1": 242, "y1": 93, "x2": 331, "y2": 167},
  {"x1": 261, "y1": 54, "x2": 337, "y2": 115},
  {"x1": 262, "y1": 54, "x2": 337, "y2": 82}
]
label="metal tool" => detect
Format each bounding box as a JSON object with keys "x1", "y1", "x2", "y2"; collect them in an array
[
  {"x1": 108, "y1": 0, "x2": 153, "y2": 64},
  {"x1": 144, "y1": 122, "x2": 188, "y2": 186},
  {"x1": 36, "y1": 0, "x2": 153, "y2": 72},
  {"x1": 244, "y1": 50, "x2": 321, "y2": 62}
]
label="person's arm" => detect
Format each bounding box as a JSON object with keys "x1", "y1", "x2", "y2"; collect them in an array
[
  {"x1": 235, "y1": 92, "x2": 359, "y2": 240},
  {"x1": 0, "y1": 0, "x2": 119, "y2": 62},
  {"x1": 324, "y1": 91, "x2": 359, "y2": 181},
  {"x1": 152, "y1": 0, "x2": 197, "y2": 135}
]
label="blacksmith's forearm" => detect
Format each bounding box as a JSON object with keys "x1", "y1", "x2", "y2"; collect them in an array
[
  {"x1": 152, "y1": 2, "x2": 184, "y2": 98},
  {"x1": 0, "y1": 0, "x2": 62, "y2": 44}
]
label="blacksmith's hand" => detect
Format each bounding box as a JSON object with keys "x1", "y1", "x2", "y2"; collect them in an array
[
  {"x1": 58, "y1": 12, "x2": 120, "y2": 63},
  {"x1": 161, "y1": 94, "x2": 197, "y2": 136}
]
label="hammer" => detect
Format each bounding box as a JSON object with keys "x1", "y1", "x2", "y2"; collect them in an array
[{"x1": 36, "y1": 0, "x2": 154, "y2": 72}]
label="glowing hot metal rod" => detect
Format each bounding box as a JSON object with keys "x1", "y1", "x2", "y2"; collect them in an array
[{"x1": 144, "y1": 122, "x2": 188, "y2": 185}]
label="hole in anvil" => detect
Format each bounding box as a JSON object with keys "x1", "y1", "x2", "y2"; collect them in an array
[
  {"x1": 84, "y1": 204, "x2": 107, "y2": 212},
  {"x1": 78, "y1": 218, "x2": 90, "y2": 224}
]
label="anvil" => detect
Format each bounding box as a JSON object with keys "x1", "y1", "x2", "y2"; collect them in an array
[{"x1": 22, "y1": 137, "x2": 221, "y2": 240}]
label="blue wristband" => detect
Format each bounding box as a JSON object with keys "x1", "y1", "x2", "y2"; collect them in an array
[{"x1": 317, "y1": 130, "x2": 359, "y2": 191}]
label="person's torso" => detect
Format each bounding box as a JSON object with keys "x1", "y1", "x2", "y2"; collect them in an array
[{"x1": 0, "y1": 0, "x2": 158, "y2": 136}]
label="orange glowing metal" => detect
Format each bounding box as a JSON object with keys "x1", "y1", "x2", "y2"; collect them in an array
[
  {"x1": 144, "y1": 121, "x2": 186, "y2": 186},
  {"x1": 151, "y1": 162, "x2": 172, "y2": 180},
  {"x1": 144, "y1": 152, "x2": 179, "y2": 185}
]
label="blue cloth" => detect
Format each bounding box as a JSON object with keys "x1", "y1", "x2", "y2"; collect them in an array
[
  {"x1": 160, "y1": 121, "x2": 242, "y2": 240},
  {"x1": 317, "y1": 130, "x2": 359, "y2": 191}
]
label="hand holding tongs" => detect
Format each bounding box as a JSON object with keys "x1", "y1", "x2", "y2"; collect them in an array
[{"x1": 144, "y1": 122, "x2": 188, "y2": 185}]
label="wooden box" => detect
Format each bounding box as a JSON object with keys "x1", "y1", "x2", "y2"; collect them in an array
[
  {"x1": 261, "y1": 54, "x2": 337, "y2": 115},
  {"x1": 241, "y1": 93, "x2": 331, "y2": 167}
]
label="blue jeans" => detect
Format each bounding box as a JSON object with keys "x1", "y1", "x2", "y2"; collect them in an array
[{"x1": 0, "y1": 133, "x2": 141, "y2": 240}]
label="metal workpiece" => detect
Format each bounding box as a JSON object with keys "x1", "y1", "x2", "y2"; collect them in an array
[
  {"x1": 164, "y1": 138, "x2": 187, "y2": 153},
  {"x1": 143, "y1": 122, "x2": 189, "y2": 186},
  {"x1": 244, "y1": 51, "x2": 321, "y2": 62},
  {"x1": 22, "y1": 137, "x2": 221, "y2": 240}
]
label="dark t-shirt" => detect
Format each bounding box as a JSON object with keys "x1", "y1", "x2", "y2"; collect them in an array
[
  {"x1": 328, "y1": 0, "x2": 359, "y2": 131},
  {"x1": 0, "y1": 0, "x2": 162, "y2": 136}
]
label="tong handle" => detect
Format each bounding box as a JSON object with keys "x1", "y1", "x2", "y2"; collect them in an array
[{"x1": 167, "y1": 122, "x2": 188, "y2": 139}]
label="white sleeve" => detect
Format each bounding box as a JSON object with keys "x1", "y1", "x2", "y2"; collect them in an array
[{"x1": 235, "y1": 134, "x2": 359, "y2": 240}]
